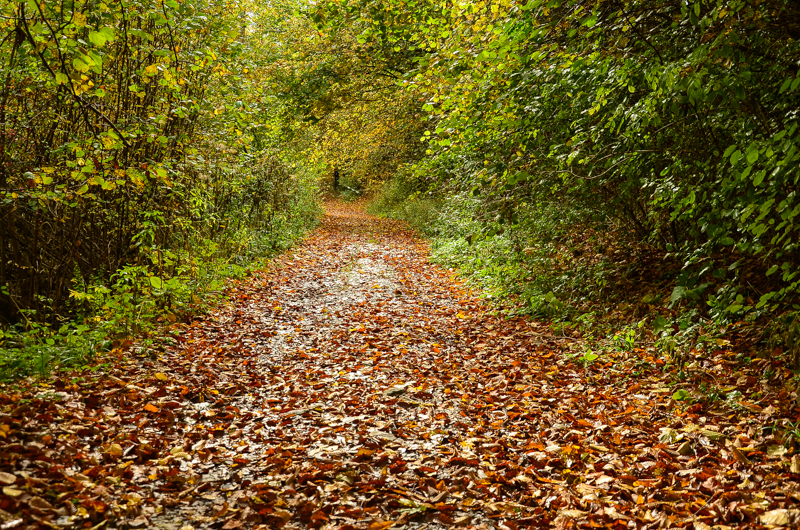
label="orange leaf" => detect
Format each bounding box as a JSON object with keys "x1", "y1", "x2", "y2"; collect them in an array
[{"x1": 144, "y1": 403, "x2": 159, "y2": 413}]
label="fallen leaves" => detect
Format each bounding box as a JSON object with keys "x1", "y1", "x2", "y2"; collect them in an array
[
  {"x1": 761, "y1": 508, "x2": 800, "y2": 526},
  {"x1": 0, "y1": 202, "x2": 799, "y2": 528},
  {"x1": 2, "y1": 486, "x2": 22, "y2": 498}
]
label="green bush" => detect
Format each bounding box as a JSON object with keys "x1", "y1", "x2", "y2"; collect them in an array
[
  {"x1": 0, "y1": 153, "x2": 320, "y2": 381},
  {"x1": 368, "y1": 166, "x2": 440, "y2": 233}
]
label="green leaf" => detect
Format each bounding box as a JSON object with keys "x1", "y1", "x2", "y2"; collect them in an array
[
  {"x1": 98, "y1": 27, "x2": 115, "y2": 42},
  {"x1": 756, "y1": 292, "x2": 775, "y2": 308},
  {"x1": 722, "y1": 144, "x2": 737, "y2": 158},
  {"x1": 780, "y1": 78, "x2": 792, "y2": 94},
  {"x1": 753, "y1": 170, "x2": 766, "y2": 186},
  {"x1": 88, "y1": 31, "x2": 107, "y2": 47},
  {"x1": 653, "y1": 315, "x2": 670, "y2": 334},
  {"x1": 73, "y1": 57, "x2": 90, "y2": 73},
  {"x1": 729, "y1": 150, "x2": 742, "y2": 165},
  {"x1": 670, "y1": 285, "x2": 686, "y2": 305},
  {"x1": 55, "y1": 72, "x2": 69, "y2": 85},
  {"x1": 746, "y1": 149, "x2": 758, "y2": 165},
  {"x1": 766, "y1": 265, "x2": 779, "y2": 276},
  {"x1": 672, "y1": 389, "x2": 690, "y2": 401},
  {"x1": 149, "y1": 277, "x2": 163, "y2": 289}
]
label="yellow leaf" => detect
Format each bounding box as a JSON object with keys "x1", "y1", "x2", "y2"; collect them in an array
[{"x1": 155, "y1": 372, "x2": 168, "y2": 382}]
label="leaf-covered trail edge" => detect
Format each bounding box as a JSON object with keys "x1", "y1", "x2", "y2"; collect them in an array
[{"x1": 1, "y1": 202, "x2": 799, "y2": 530}]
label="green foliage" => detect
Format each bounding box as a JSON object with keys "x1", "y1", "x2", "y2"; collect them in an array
[
  {"x1": 359, "y1": 0, "x2": 800, "y2": 339},
  {"x1": 0, "y1": 320, "x2": 111, "y2": 381},
  {"x1": 0, "y1": 153, "x2": 319, "y2": 380},
  {"x1": 0, "y1": 0, "x2": 323, "y2": 379},
  {"x1": 368, "y1": 167, "x2": 439, "y2": 233},
  {"x1": 374, "y1": 185, "x2": 604, "y2": 321}
]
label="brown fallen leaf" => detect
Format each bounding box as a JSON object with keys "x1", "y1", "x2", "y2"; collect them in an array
[
  {"x1": 792, "y1": 454, "x2": 800, "y2": 474},
  {"x1": 213, "y1": 502, "x2": 230, "y2": 519},
  {"x1": 127, "y1": 516, "x2": 149, "y2": 528},
  {"x1": 2, "y1": 486, "x2": 23, "y2": 497},
  {"x1": 367, "y1": 521, "x2": 394, "y2": 530},
  {"x1": 760, "y1": 509, "x2": 800, "y2": 526},
  {"x1": 221, "y1": 518, "x2": 243, "y2": 529},
  {"x1": 0, "y1": 472, "x2": 17, "y2": 486},
  {"x1": 28, "y1": 496, "x2": 53, "y2": 511},
  {"x1": 731, "y1": 446, "x2": 751, "y2": 465},
  {"x1": 272, "y1": 508, "x2": 292, "y2": 522},
  {"x1": 559, "y1": 509, "x2": 588, "y2": 519}
]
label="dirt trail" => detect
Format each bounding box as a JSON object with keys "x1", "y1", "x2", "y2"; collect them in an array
[{"x1": 1, "y1": 202, "x2": 799, "y2": 529}]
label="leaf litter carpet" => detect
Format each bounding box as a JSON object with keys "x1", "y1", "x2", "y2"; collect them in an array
[{"x1": 2, "y1": 202, "x2": 800, "y2": 529}]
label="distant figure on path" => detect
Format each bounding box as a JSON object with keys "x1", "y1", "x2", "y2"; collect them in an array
[{"x1": 333, "y1": 167, "x2": 340, "y2": 191}]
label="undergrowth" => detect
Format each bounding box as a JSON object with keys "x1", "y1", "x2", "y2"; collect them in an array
[
  {"x1": 369, "y1": 181, "x2": 800, "y2": 374},
  {"x1": 0, "y1": 158, "x2": 321, "y2": 382}
]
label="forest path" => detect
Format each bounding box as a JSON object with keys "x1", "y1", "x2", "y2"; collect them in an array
[{"x1": 1, "y1": 202, "x2": 798, "y2": 529}]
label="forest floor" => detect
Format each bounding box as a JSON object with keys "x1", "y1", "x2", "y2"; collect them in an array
[{"x1": 1, "y1": 202, "x2": 800, "y2": 529}]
